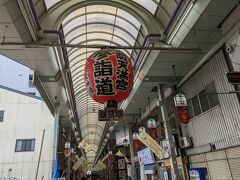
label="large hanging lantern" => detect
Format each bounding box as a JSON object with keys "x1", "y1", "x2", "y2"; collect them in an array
[{"x1": 85, "y1": 49, "x2": 134, "y2": 104}]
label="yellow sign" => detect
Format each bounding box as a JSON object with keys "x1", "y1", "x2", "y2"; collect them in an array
[
  {"x1": 79, "y1": 139, "x2": 90, "y2": 150},
  {"x1": 138, "y1": 131, "x2": 165, "y2": 160},
  {"x1": 94, "y1": 160, "x2": 106, "y2": 171},
  {"x1": 82, "y1": 160, "x2": 89, "y2": 173},
  {"x1": 72, "y1": 157, "x2": 86, "y2": 171}
]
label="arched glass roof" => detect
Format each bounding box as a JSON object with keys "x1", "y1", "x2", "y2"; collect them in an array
[
  {"x1": 57, "y1": 3, "x2": 145, "y2": 163},
  {"x1": 45, "y1": 0, "x2": 161, "y2": 14},
  {"x1": 60, "y1": 4, "x2": 144, "y2": 162}
]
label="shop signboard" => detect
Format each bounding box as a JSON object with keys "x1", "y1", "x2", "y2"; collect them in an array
[
  {"x1": 118, "y1": 158, "x2": 126, "y2": 169},
  {"x1": 226, "y1": 72, "x2": 240, "y2": 84},
  {"x1": 137, "y1": 148, "x2": 155, "y2": 165},
  {"x1": 138, "y1": 131, "x2": 165, "y2": 160},
  {"x1": 72, "y1": 156, "x2": 86, "y2": 171},
  {"x1": 98, "y1": 109, "x2": 123, "y2": 121}
]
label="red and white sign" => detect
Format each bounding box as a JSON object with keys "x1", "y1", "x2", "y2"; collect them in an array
[
  {"x1": 174, "y1": 93, "x2": 187, "y2": 107},
  {"x1": 177, "y1": 107, "x2": 190, "y2": 124},
  {"x1": 85, "y1": 49, "x2": 133, "y2": 104},
  {"x1": 174, "y1": 92, "x2": 190, "y2": 124}
]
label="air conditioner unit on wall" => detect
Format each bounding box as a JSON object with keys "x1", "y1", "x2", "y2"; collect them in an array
[{"x1": 179, "y1": 136, "x2": 193, "y2": 148}]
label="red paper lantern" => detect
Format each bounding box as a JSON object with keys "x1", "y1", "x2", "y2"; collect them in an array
[
  {"x1": 133, "y1": 139, "x2": 141, "y2": 151},
  {"x1": 147, "y1": 128, "x2": 157, "y2": 139},
  {"x1": 85, "y1": 49, "x2": 133, "y2": 104},
  {"x1": 177, "y1": 107, "x2": 190, "y2": 124}
]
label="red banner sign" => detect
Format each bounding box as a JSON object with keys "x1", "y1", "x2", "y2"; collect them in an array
[{"x1": 177, "y1": 107, "x2": 190, "y2": 124}]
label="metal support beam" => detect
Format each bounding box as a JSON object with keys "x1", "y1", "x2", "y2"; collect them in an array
[
  {"x1": 157, "y1": 84, "x2": 180, "y2": 180},
  {"x1": 33, "y1": 72, "x2": 55, "y2": 115},
  {"x1": 1, "y1": 41, "x2": 201, "y2": 52}
]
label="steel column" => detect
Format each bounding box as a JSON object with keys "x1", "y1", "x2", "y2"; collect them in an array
[
  {"x1": 157, "y1": 84, "x2": 180, "y2": 180},
  {"x1": 128, "y1": 127, "x2": 137, "y2": 180}
]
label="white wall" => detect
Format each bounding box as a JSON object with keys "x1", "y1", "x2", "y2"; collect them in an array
[
  {"x1": 180, "y1": 50, "x2": 240, "y2": 155},
  {"x1": 0, "y1": 54, "x2": 40, "y2": 97},
  {"x1": 222, "y1": 7, "x2": 240, "y2": 71},
  {"x1": 0, "y1": 87, "x2": 54, "y2": 180}
]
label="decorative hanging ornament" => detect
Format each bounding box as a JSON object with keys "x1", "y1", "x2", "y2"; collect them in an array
[
  {"x1": 85, "y1": 49, "x2": 134, "y2": 104},
  {"x1": 177, "y1": 107, "x2": 190, "y2": 124}
]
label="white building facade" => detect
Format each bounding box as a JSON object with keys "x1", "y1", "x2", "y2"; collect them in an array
[
  {"x1": 178, "y1": 7, "x2": 240, "y2": 180},
  {"x1": 0, "y1": 85, "x2": 54, "y2": 180}
]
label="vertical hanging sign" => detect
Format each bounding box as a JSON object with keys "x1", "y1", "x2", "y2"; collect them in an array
[{"x1": 174, "y1": 92, "x2": 190, "y2": 124}]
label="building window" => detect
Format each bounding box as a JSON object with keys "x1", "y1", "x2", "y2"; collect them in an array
[
  {"x1": 188, "y1": 81, "x2": 219, "y2": 119},
  {"x1": 206, "y1": 82, "x2": 220, "y2": 108},
  {"x1": 198, "y1": 89, "x2": 210, "y2": 112},
  {"x1": 15, "y1": 139, "x2": 35, "y2": 152},
  {"x1": 187, "y1": 99, "x2": 194, "y2": 119},
  {"x1": 28, "y1": 74, "x2": 35, "y2": 87},
  {"x1": 191, "y1": 94, "x2": 201, "y2": 116},
  {"x1": 0, "y1": 111, "x2": 4, "y2": 122}
]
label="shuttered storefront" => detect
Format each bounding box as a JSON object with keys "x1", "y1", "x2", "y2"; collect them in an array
[
  {"x1": 189, "y1": 154, "x2": 207, "y2": 168},
  {"x1": 226, "y1": 147, "x2": 240, "y2": 180},
  {"x1": 189, "y1": 147, "x2": 240, "y2": 180}
]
